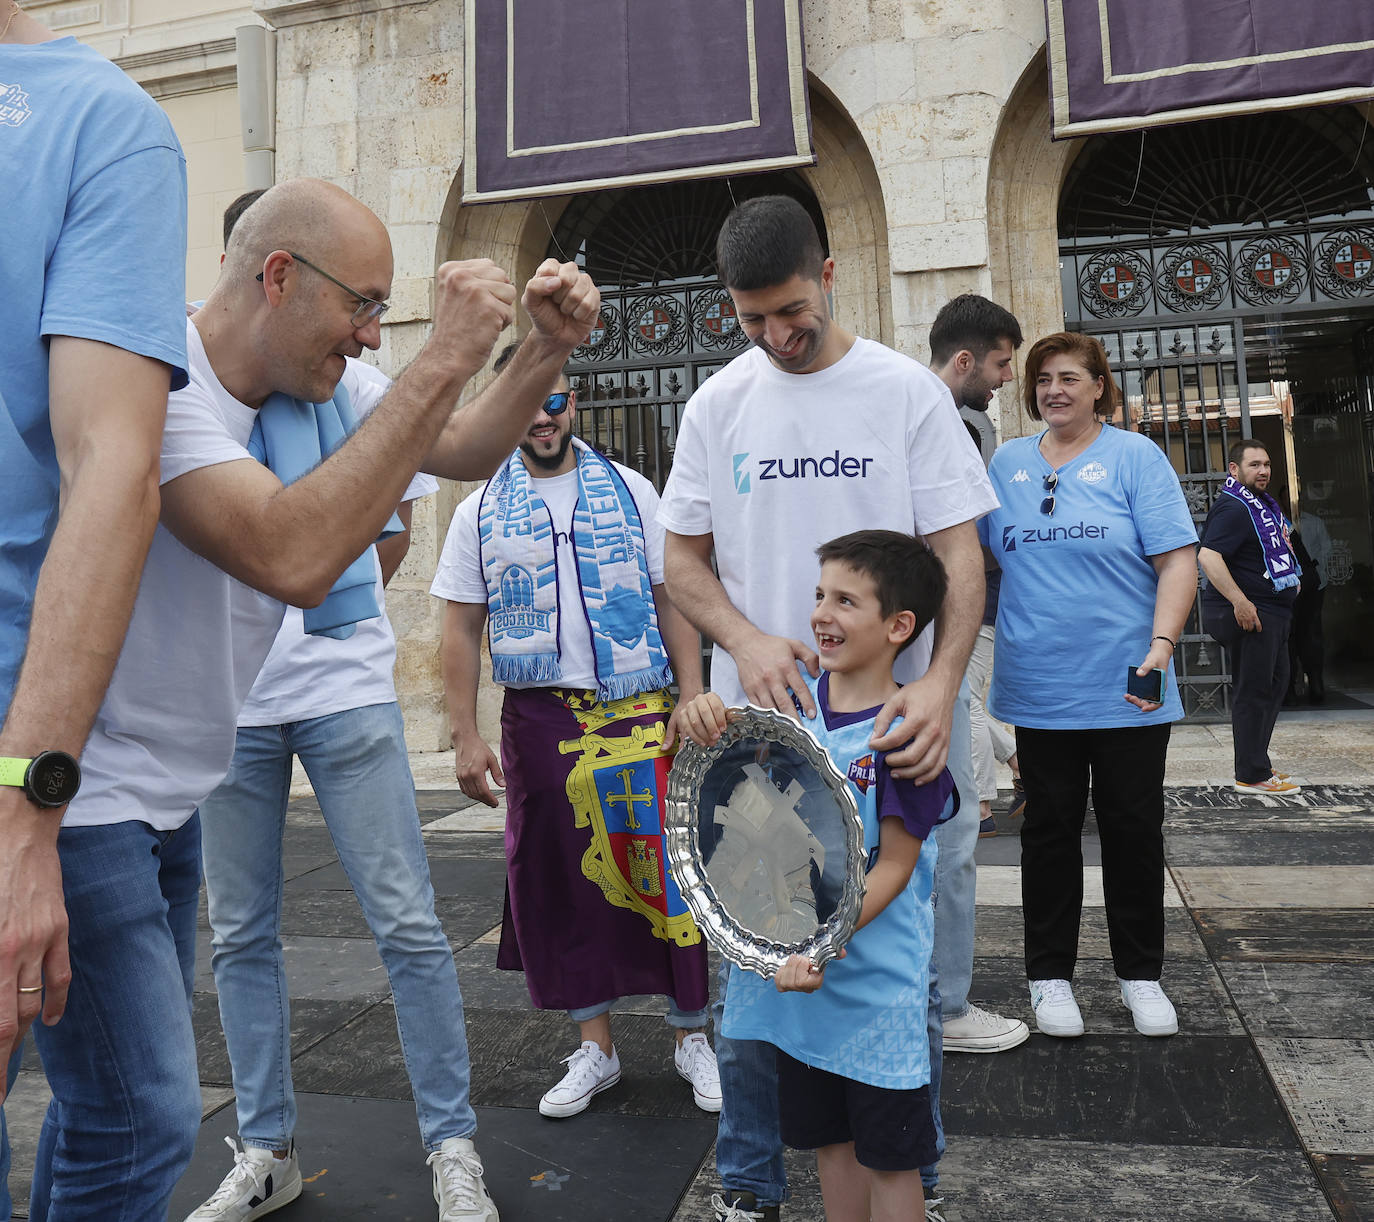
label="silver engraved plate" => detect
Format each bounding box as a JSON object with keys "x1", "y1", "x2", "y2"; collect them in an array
[{"x1": 664, "y1": 707, "x2": 865, "y2": 979}]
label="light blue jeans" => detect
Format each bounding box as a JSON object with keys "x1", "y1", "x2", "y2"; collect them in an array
[
  {"x1": 1, "y1": 818, "x2": 202, "y2": 1221},
  {"x1": 199, "y1": 702, "x2": 476, "y2": 1153},
  {"x1": 932, "y1": 680, "x2": 979, "y2": 1021},
  {"x1": 568, "y1": 1000, "x2": 708, "y2": 1028}
]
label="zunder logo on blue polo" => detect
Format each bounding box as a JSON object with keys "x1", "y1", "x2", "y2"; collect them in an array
[
  {"x1": 1002, "y1": 522, "x2": 1111, "y2": 552},
  {"x1": 732, "y1": 450, "x2": 875, "y2": 494}
]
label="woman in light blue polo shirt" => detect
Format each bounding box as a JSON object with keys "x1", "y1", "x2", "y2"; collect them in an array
[{"x1": 980, "y1": 333, "x2": 1197, "y2": 1041}]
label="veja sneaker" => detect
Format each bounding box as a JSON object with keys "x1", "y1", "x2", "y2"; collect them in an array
[
  {"x1": 1119, "y1": 978, "x2": 1179, "y2": 1036},
  {"x1": 925, "y1": 1196, "x2": 948, "y2": 1222},
  {"x1": 1028, "y1": 978, "x2": 1085, "y2": 1037},
  {"x1": 942, "y1": 1003, "x2": 1030, "y2": 1053},
  {"x1": 674, "y1": 1031, "x2": 723, "y2": 1112},
  {"x1": 183, "y1": 1137, "x2": 301, "y2": 1221},
  {"x1": 538, "y1": 1040, "x2": 621, "y2": 1117},
  {"x1": 1234, "y1": 776, "x2": 1301, "y2": 794},
  {"x1": 711, "y1": 1190, "x2": 780, "y2": 1222},
  {"x1": 427, "y1": 1137, "x2": 499, "y2": 1222}
]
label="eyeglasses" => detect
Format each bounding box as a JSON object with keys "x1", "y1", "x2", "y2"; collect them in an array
[
  {"x1": 256, "y1": 251, "x2": 390, "y2": 329},
  {"x1": 541, "y1": 392, "x2": 571, "y2": 416},
  {"x1": 1040, "y1": 470, "x2": 1058, "y2": 517}
]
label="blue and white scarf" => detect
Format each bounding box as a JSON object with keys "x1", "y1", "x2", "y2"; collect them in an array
[
  {"x1": 1219, "y1": 475, "x2": 1301, "y2": 592},
  {"x1": 477, "y1": 438, "x2": 671, "y2": 700}
]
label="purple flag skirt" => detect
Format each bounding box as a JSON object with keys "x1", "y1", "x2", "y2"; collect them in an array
[{"x1": 497, "y1": 684, "x2": 709, "y2": 1014}]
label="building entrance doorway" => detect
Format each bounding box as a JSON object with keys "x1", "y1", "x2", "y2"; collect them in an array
[{"x1": 1060, "y1": 107, "x2": 1374, "y2": 715}]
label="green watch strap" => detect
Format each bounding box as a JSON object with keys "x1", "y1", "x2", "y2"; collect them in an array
[{"x1": 0, "y1": 757, "x2": 31, "y2": 787}]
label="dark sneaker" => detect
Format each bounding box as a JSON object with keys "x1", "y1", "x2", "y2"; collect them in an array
[
  {"x1": 978, "y1": 813, "x2": 997, "y2": 838},
  {"x1": 711, "y1": 1190, "x2": 780, "y2": 1222},
  {"x1": 1006, "y1": 778, "x2": 1027, "y2": 821}
]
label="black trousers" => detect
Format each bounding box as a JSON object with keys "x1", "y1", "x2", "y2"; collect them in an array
[
  {"x1": 1205, "y1": 611, "x2": 1291, "y2": 783},
  {"x1": 1015, "y1": 723, "x2": 1171, "y2": 982}
]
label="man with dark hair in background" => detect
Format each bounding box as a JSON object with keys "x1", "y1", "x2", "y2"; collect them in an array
[
  {"x1": 925, "y1": 294, "x2": 1030, "y2": 1056},
  {"x1": 659, "y1": 195, "x2": 997, "y2": 1222}
]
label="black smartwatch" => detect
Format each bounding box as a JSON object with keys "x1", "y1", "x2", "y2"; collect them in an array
[{"x1": 0, "y1": 751, "x2": 82, "y2": 809}]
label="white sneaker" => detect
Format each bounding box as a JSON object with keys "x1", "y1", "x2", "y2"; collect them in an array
[
  {"x1": 674, "y1": 1032, "x2": 722, "y2": 1112},
  {"x1": 1028, "y1": 978, "x2": 1084, "y2": 1038},
  {"x1": 183, "y1": 1137, "x2": 301, "y2": 1221},
  {"x1": 1234, "y1": 776, "x2": 1301, "y2": 794},
  {"x1": 538, "y1": 1040, "x2": 621, "y2": 1117},
  {"x1": 428, "y1": 1136, "x2": 499, "y2": 1221},
  {"x1": 942, "y1": 1003, "x2": 1031, "y2": 1053},
  {"x1": 1119, "y1": 978, "x2": 1179, "y2": 1036}
]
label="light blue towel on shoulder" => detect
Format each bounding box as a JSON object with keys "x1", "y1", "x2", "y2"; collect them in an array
[{"x1": 246, "y1": 379, "x2": 403, "y2": 639}]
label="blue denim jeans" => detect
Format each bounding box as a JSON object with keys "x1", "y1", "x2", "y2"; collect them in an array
[
  {"x1": 1, "y1": 817, "x2": 202, "y2": 1221},
  {"x1": 932, "y1": 680, "x2": 978, "y2": 1021},
  {"x1": 199, "y1": 703, "x2": 475, "y2": 1153},
  {"x1": 567, "y1": 1000, "x2": 708, "y2": 1028}
]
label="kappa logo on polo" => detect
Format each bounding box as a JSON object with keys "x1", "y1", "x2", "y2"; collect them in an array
[
  {"x1": 1077, "y1": 461, "x2": 1108, "y2": 484},
  {"x1": 0, "y1": 82, "x2": 33, "y2": 127},
  {"x1": 1011, "y1": 469, "x2": 1031, "y2": 483},
  {"x1": 731, "y1": 450, "x2": 876, "y2": 494},
  {"x1": 1002, "y1": 522, "x2": 1111, "y2": 552}
]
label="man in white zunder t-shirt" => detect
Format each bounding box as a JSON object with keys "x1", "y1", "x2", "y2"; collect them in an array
[
  {"x1": 656, "y1": 195, "x2": 997, "y2": 1222},
  {"x1": 55, "y1": 178, "x2": 600, "y2": 1221}
]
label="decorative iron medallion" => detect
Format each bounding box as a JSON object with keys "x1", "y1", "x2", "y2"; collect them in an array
[
  {"x1": 1157, "y1": 243, "x2": 1229, "y2": 311},
  {"x1": 572, "y1": 303, "x2": 622, "y2": 364},
  {"x1": 693, "y1": 290, "x2": 746, "y2": 351},
  {"x1": 1079, "y1": 250, "x2": 1151, "y2": 318},
  {"x1": 627, "y1": 295, "x2": 686, "y2": 356},
  {"x1": 1315, "y1": 230, "x2": 1374, "y2": 298},
  {"x1": 1235, "y1": 236, "x2": 1306, "y2": 306}
]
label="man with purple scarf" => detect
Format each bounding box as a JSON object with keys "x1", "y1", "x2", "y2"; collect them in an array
[
  {"x1": 433, "y1": 347, "x2": 719, "y2": 1122},
  {"x1": 1198, "y1": 439, "x2": 1302, "y2": 795}
]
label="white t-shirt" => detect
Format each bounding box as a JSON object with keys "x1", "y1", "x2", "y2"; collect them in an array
[
  {"x1": 656, "y1": 338, "x2": 998, "y2": 707},
  {"x1": 430, "y1": 457, "x2": 665, "y2": 692},
  {"x1": 236, "y1": 360, "x2": 439, "y2": 726},
  {"x1": 68, "y1": 326, "x2": 417, "y2": 829}
]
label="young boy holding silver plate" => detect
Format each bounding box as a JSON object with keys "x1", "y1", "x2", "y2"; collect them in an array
[{"x1": 678, "y1": 530, "x2": 956, "y2": 1222}]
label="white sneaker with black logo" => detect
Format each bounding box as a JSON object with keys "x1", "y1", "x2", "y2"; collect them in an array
[
  {"x1": 183, "y1": 1137, "x2": 301, "y2": 1221},
  {"x1": 427, "y1": 1136, "x2": 499, "y2": 1221}
]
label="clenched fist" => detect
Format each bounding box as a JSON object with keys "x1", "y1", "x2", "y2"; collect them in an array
[
  {"x1": 428, "y1": 259, "x2": 519, "y2": 381},
  {"x1": 523, "y1": 259, "x2": 601, "y2": 352}
]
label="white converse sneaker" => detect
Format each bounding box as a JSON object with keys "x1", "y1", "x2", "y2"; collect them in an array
[
  {"x1": 942, "y1": 1003, "x2": 1031, "y2": 1053},
  {"x1": 538, "y1": 1040, "x2": 621, "y2": 1117},
  {"x1": 1028, "y1": 978, "x2": 1084, "y2": 1038},
  {"x1": 1119, "y1": 977, "x2": 1179, "y2": 1036},
  {"x1": 183, "y1": 1137, "x2": 301, "y2": 1221},
  {"x1": 427, "y1": 1136, "x2": 499, "y2": 1221},
  {"x1": 674, "y1": 1032, "x2": 722, "y2": 1112}
]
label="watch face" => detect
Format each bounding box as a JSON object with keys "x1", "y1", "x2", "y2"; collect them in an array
[{"x1": 27, "y1": 751, "x2": 81, "y2": 809}]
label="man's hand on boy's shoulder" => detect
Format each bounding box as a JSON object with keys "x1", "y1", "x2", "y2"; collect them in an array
[
  {"x1": 774, "y1": 950, "x2": 844, "y2": 994},
  {"x1": 870, "y1": 676, "x2": 955, "y2": 783}
]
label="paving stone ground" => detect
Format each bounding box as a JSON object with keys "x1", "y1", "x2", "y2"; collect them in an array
[{"x1": 5, "y1": 710, "x2": 1374, "y2": 1220}]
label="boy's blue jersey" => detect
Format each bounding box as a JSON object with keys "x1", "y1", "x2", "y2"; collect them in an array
[{"x1": 721, "y1": 671, "x2": 952, "y2": 1089}]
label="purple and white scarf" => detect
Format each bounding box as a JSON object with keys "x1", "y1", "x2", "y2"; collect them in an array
[{"x1": 1219, "y1": 476, "x2": 1301, "y2": 592}]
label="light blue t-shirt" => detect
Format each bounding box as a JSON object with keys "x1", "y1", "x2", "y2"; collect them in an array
[
  {"x1": 0, "y1": 37, "x2": 187, "y2": 717},
  {"x1": 979, "y1": 425, "x2": 1197, "y2": 729},
  {"x1": 722, "y1": 672, "x2": 951, "y2": 1090}
]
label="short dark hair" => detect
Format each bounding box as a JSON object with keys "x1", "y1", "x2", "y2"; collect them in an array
[
  {"x1": 929, "y1": 294, "x2": 1024, "y2": 366},
  {"x1": 1022, "y1": 332, "x2": 1119, "y2": 421},
  {"x1": 493, "y1": 341, "x2": 520, "y2": 374},
  {"x1": 715, "y1": 195, "x2": 825, "y2": 291},
  {"x1": 222, "y1": 188, "x2": 268, "y2": 248},
  {"x1": 815, "y1": 530, "x2": 947, "y2": 656},
  {"x1": 1227, "y1": 438, "x2": 1267, "y2": 467}
]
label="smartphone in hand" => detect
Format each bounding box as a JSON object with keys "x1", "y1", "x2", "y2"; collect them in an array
[{"x1": 1126, "y1": 666, "x2": 1165, "y2": 703}]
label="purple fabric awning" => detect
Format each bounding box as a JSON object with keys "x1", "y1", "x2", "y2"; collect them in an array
[
  {"x1": 1046, "y1": 0, "x2": 1374, "y2": 138},
  {"x1": 463, "y1": 0, "x2": 813, "y2": 203}
]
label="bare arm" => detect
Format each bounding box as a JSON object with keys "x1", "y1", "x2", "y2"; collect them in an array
[
  {"x1": 1197, "y1": 546, "x2": 1261, "y2": 631},
  {"x1": 1126, "y1": 546, "x2": 1201, "y2": 711},
  {"x1": 161, "y1": 261, "x2": 518, "y2": 607},
  {"x1": 440, "y1": 600, "x2": 505, "y2": 807},
  {"x1": 871, "y1": 519, "x2": 984, "y2": 781},
  {"x1": 654, "y1": 582, "x2": 703, "y2": 750},
  {"x1": 0, "y1": 340, "x2": 170, "y2": 1085},
  {"x1": 662, "y1": 529, "x2": 819, "y2": 719},
  {"x1": 377, "y1": 500, "x2": 415, "y2": 587}
]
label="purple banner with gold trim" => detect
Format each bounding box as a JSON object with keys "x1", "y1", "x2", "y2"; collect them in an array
[
  {"x1": 1047, "y1": 0, "x2": 1374, "y2": 138},
  {"x1": 463, "y1": 0, "x2": 812, "y2": 203}
]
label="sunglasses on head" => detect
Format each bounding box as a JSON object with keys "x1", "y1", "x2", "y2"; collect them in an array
[
  {"x1": 541, "y1": 391, "x2": 571, "y2": 416},
  {"x1": 1040, "y1": 470, "x2": 1058, "y2": 516}
]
